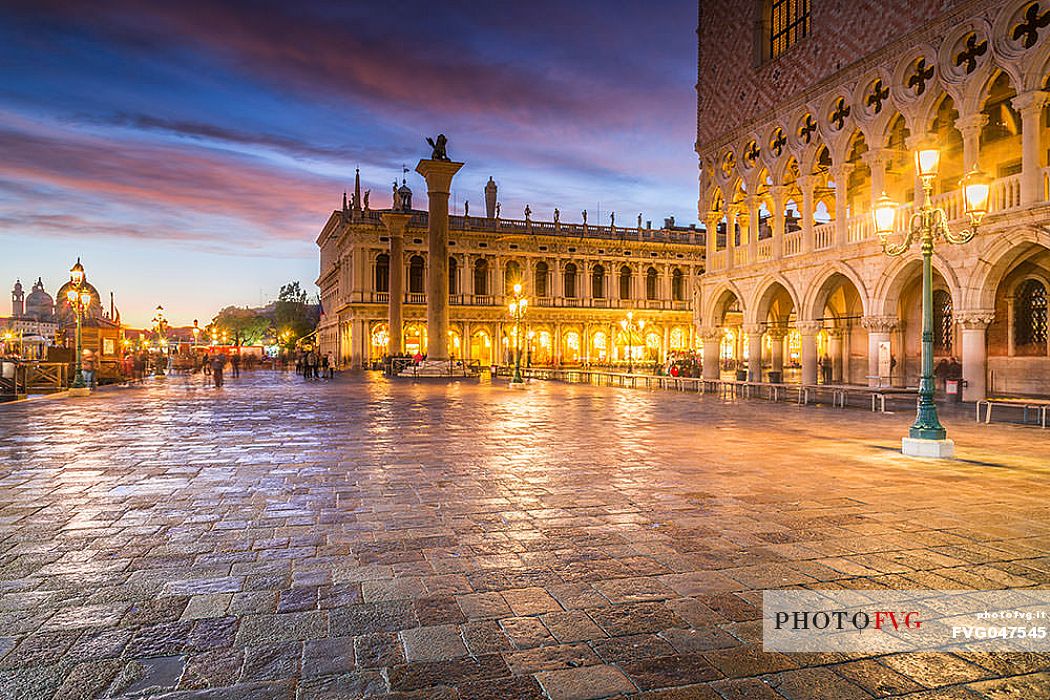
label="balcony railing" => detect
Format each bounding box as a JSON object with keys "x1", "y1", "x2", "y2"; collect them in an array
[
  {"x1": 783, "y1": 232, "x2": 802, "y2": 257},
  {"x1": 733, "y1": 247, "x2": 749, "y2": 267},
  {"x1": 407, "y1": 293, "x2": 426, "y2": 304},
  {"x1": 757, "y1": 238, "x2": 773, "y2": 261},
  {"x1": 813, "y1": 222, "x2": 834, "y2": 250}
]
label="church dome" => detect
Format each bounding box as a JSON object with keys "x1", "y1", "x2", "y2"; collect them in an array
[
  {"x1": 56, "y1": 278, "x2": 103, "y2": 321},
  {"x1": 24, "y1": 278, "x2": 54, "y2": 320}
]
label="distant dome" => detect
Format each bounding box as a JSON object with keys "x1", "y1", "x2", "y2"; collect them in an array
[
  {"x1": 397, "y1": 180, "x2": 413, "y2": 211},
  {"x1": 24, "y1": 278, "x2": 54, "y2": 320},
  {"x1": 56, "y1": 278, "x2": 103, "y2": 321}
]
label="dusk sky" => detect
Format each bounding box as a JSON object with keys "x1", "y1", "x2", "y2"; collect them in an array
[{"x1": 1, "y1": 0, "x2": 699, "y2": 327}]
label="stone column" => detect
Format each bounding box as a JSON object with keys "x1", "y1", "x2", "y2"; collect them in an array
[
  {"x1": 863, "y1": 148, "x2": 890, "y2": 207},
  {"x1": 350, "y1": 318, "x2": 365, "y2": 369},
  {"x1": 827, "y1": 328, "x2": 843, "y2": 383},
  {"x1": 705, "y1": 211, "x2": 719, "y2": 270},
  {"x1": 955, "y1": 113, "x2": 988, "y2": 173},
  {"x1": 797, "y1": 321, "x2": 822, "y2": 385},
  {"x1": 744, "y1": 323, "x2": 764, "y2": 382},
  {"x1": 957, "y1": 310, "x2": 994, "y2": 402},
  {"x1": 725, "y1": 209, "x2": 737, "y2": 271},
  {"x1": 416, "y1": 159, "x2": 464, "y2": 361},
  {"x1": 770, "y1": 186, "x2": 785, "y2": 259},
  {"x1": 768, "y1": 327, "x2": 786, "y2": 377},
  {"x1": 1007, "y1": 296, "x2": 1016, "y2": 356},
  {"x1": 1013, "y1": 91, "x2": 1050, "y2": 206},
  {"x1": 798, "y1": 176, "x2": 814, "y2": 254},
  {"x1": 701, "y1": 328, "x2": 721, "y2": 380},
  {"x1": 662, "y1": 325, "x2": 670, "y2": 363},
  {"x1": 862, "y1": 316, "x2": 898, "y2": 387},
  {"x1": 830, "y1": 164, "x2": 852, "y2": 248},
  {"x1": 746, "y1": 196, "x2": 759, "y2": 262},
  {"x1": 553, "y1": 324, "x2": 562, "y2": 366},
  {"x1": 380, "y1": 212, "x2": 410, "y2": 356}
]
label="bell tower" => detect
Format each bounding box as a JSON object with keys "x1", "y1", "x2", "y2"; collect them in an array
[{"x1": 12, "y1": 279, "x2": 24, "y2": 317}]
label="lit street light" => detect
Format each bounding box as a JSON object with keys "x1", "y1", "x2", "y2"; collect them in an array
[
  {"x1": 872, "y1": 147, "x2": 990, "y2": 458},
  {"x1": 620, "y1": 311, "x2": 645, "y2": 375},
  {"x1": 508, "y1": 282, "x2": 528, "y2": 387},
  {"x1": 152, "y1": 305, "x2": 169, "y2": 376},
  {"x1": 67, "y1": 258, "x2": 92, "y2": 392}
]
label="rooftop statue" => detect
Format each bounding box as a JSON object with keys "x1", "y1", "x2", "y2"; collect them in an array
[{"x1": 425, "y1": 134, "x2": 450, "y2": 161}]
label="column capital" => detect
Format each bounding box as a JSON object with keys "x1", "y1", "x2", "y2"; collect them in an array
[
  {"x1": 861, "y1": 315, "x2": 899, "y2": 332},
  {"x1": 1011, "y1": 90, "x2": 1050, "y2": 115},
  {"x1": 415, "y1": 159, "x2": 464, "y2": 194},
  {"x1": 766, "y1": 325, "x2": 788, "y2": 340},
  {"x1": 796, "y1": 320, "x2": 823, "y2": 335},
  {"x1": 380, "y1": 211, "x2": 411, "y2": 236},
  {"x1": 742, "y1": 323, "x2": 765, "y2": 336},
  {"x1": 954, "y1": 112, "x2": 989, "y2": 134},
  {"x1": 699, "y1": 327, "x2": 723, "y2": 341},
  {"x1": 828, "y1": 162, "x2": 855, "y2": 179},
  {"x1": 861, "y1": 147, "x2": 892, "y2": 169},
  {"x1": 956, "y1": 309, "x2": 996, "y2": 330}
]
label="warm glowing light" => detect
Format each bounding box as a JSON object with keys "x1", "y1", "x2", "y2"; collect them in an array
[
  {"x1": 915, "y1": 147, "x2": 940, "y2": 179},
  {"x1": 80, "y1": 292, "x2": 91, "y2": 307},
  {"x1": 513, "y1": 282, "x2": 522, "y2": 295},
  {"x1": 66, "y1": 290, "x2": 78, "y2": 303},
  {"x1": 69, "y1": 259, "x2": 85, "y2": 286},
  {"x1": 961, "y1": 168, "x2": 991, "y2": 223},
  {"x1": 872, "y1": 192, "x2": 898, "y2": 237}
]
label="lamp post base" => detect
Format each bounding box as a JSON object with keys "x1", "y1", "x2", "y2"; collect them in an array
[
  {"x1": 509, "y1": 380, "x2": 527, "y2": 389},
  {"x1": 901, "y1": 437, "x2": 955, "y2": 459}
]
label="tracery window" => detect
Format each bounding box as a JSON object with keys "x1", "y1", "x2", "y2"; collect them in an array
[
  {"x1": 769, "y1": 0, "x2": 810, "y2": 59},
  {"x1": 646, "y1": 267, "x2": 659, "y2": 301},
  {"x1": 933, "y1": 290, "x2": 952, "y2": 354},
  {"x1": 1015, "y1": 279, "x2": 1048, "y2": 355}
]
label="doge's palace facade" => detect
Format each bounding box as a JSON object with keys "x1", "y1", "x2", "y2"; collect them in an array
[{"x1": 696, "y1": 0, "x2": 1050, "y2": 399}]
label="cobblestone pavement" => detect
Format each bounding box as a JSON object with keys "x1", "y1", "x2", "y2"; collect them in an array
[{"x1": 1, "y1": 370, "x2": 1049, "y2": 700}]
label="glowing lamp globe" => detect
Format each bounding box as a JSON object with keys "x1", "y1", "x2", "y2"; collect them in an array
[
  {"x1": 961, "y1": 168, "x2": 992, "y2": 224},
  {"x1": 872, "y1": 192, "x2": 898, "y2": 238}
]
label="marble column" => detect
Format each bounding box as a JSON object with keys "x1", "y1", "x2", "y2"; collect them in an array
[
  {"x1": 770, "y1": 185, "x2": 785, "y2": 259},
  {"x1": 701, "y1": 328, "x2": 721, "y2": 380},
  {"x1": 863, "y1": 148, "x2": 890, "y2": 207},
  {"x1": 862, "y1": 316, "x2": 898, "y2": 387},
  {"x1": 957, "y1": 310, "x2": 995, "y2": 402},
  {"x1": 830, "y1": 164, "x2": 853, "y2": 248},
  {"x1": 725, "y1": 209, "x2": 737, "y2": 271},
  {"x1": 380, "y1": 212, "x2": 410, "y2": 356},
  {"x1": 416, "y1": 158, "x2": 464, "y2": 361},
  {"x1": 955, "y1": 113, "x2": 988, "y2": 173},
  {"x1": 768, "y1": 327, "x2": 786, "y2": 377},
  {"x1": 797, "y1": 321, "x2": 822, "y2": 385},
  {"x1": 744, "y1": 323, "x2": 764, "y2": 382},
  {"x1": 828, "y1": 328, "x2": 843, "y2": 383},
  {"x1": 1013, "y1": 91, "x2": 1050, "y2": 206},
  {"x1": 798, "y1": 176, "x2": 814, "y2": 254},
  {"x1": 705, "y1": 212, "x2": 719, "y2": 271}
]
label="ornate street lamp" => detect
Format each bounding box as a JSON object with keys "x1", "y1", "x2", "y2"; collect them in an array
[
  {"x1": 619, "y1": 311, "x2": 645, "y2": 375},
  {"x1": 872, "y1": 149, "x2": 990, "y2": 458},
  {"x1": 67, "y1": 258, "x2": 92, "y2": 391},
  {"x1": 152, "y1": 305, "x2": 168, "y2": 376},
  {"x1": 508, "y1": 283, "x2": 528, "y2": 386}
]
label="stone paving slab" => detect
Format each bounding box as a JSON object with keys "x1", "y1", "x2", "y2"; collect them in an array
[{"x1": 0, "y1": 371, "x2": 1049, "y2": 698}]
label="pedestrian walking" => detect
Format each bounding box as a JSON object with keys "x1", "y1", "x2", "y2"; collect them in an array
[
  {"x1": 324, "y1": 352, "x2": 335, "y2": 378},
  {"x1": 819, "y1": 353, "x2": 832, "y2": 385},
  {"x1": 231, "y1": 351, "x2": 241, "y2": 378},
  {"x1": 210, "y1": 351, "x2": 225, "y2": 387}
]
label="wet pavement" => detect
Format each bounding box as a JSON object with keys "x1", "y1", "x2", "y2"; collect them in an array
[{"x1": 0, "y1": 369, "x2": 1048, "y2": 699}]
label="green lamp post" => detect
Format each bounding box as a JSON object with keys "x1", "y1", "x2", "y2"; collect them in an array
[
  {"x1": 508, "y1": 283, "x2": 528, "y2": 387},
  {"x1": 872, "y1": 147, "x2": 991, "y2": 458},
  {"x1": 66, "y1": 259, "x2": 91, "y2": 391}
]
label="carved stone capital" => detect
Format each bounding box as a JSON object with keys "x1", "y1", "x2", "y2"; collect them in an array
[
  {"x1": 861, "y1": 315, "x2": 899, "y2": 333},
  {"x1": 699, "y1": 327, "x2": 724, "y2": 342},
  {"x1": 742, "y1": 323, "x2": 766, "y2": 336},
  {"x1": 954, "y1": 112, "x2": 988, "y2": 135},
  {"x1": 1011, "y1": 90, "x2": 1050, "y2": 116},
  {"x1": 765, "y1": 325, "x2": 789, "y2": 340},
  {"x1": 955, "y1": 309, "x2": 996, "y2": 330},
  {"x1": 796, "y1": 320, "x2": 824, "y2": 335}
]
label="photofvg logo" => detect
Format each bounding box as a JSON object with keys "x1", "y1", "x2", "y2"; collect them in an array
[{"x1": 763, "y1": 590, "x2": 1050, "y2": 653}]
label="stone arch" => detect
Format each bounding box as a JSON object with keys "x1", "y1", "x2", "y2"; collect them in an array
[
  {"x1": 803, "y1": 261, "x2": 871, "y2": 320},
  {"x1": 750, "y1": 275, "x2": 801, "y2": 325},
  {"x1": 971, "y1": 226, "x2": 1050, "y2": 309},
  {"x1": 872, "y1": 251, "x2": 963, "y2": 317},
  {"x1": 704, "y1": 281, "x2": 746, "y2": 327}
]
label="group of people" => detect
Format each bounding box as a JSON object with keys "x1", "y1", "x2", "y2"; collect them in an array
[{"x1": 295, "y1": 350, "x2": 334, "y2": 379}]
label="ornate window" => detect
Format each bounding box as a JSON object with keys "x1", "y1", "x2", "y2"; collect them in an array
[
  {"x1": 592, "y1": 265, "x2": 605, "y2": 299},
  {"x1": 563, "y1": 263, "x2": 577, "y2": 298},
  {"x1": 1015, "y1": 279, "x2": 1048, "y2": 355},
  {"x1": 408, "y1": 255, "x2": 425, "y2": 295},
  {"x1": 448, "y1": 257, "x2": 458, "y2": 295},
  {"x1": 534, "y1": 261, "x2": 549, "y2": 297},
  {"x1": 619, "y1": 266, "x2": 633, "y2": 300},
  {"x1": 646, "y1": 267, "x2": 659, "y2": 300},
  {"x1": 504, "y1": 260, "x2": 522, "y2": 295},
  {"x1": 769, "y1": 0, "x2": 810, "y2": 59},
  {"x1": 933, "y1": 289, "x2": 952, "y2": 354},
  {"x1": 473, "y1": 259, "x2": 489, "y2": 296},
  {"x1": 672, "y1": 268, "x2": 685, "y2": 301},
  {"x1": 375, "y1": 253, "x2": 390, "y2": 293}
]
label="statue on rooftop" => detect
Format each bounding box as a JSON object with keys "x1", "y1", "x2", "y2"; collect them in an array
[
  {"x1": 496, "y1": 202, "x2": 501, "y2": 219},
  {"x1": 364, "y1": 190, "x2": 370, "y2": 210},
  {"x1": 464, "y1": 200, "x2": 469, "y2": 217},
  {"x1": 524, "y1": 204, "x2": 531, "y2": 220},
  {"x1": 392, "y1": 181, "x2": 401, "y2": 210},
  {"x1": 425, "y1": 134, "x2": 450, "y2": 161},
  {"x1": 554, "y1": 208, "x2": 560, "y2": 225}
]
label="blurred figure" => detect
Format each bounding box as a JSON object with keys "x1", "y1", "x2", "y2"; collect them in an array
[{"x1": 210, "y1": 351, "x2": 225, "y2": 388}]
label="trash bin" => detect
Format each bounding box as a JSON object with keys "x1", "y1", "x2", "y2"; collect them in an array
[
  {"x1": 735, "y1": 369, "x2": 748, "y2": 381},
  {"x1": 768, "y1": 371, "x2": 782, "y2": 384}
]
